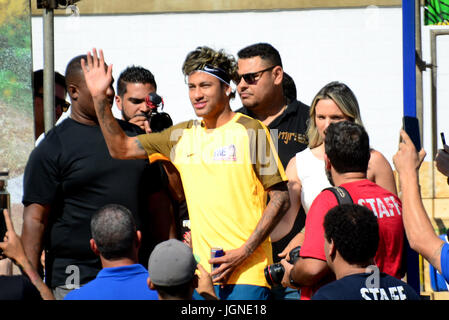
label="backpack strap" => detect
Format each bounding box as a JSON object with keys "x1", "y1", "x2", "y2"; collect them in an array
[{"x1": 323, "y1": 186, "x2": 354, "y2": 205}]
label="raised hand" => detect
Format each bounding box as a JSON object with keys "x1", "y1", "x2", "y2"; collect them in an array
[
  {"x1": 393, "y1": 129, "x2": 426, "y2": 175},
  {"x1": 0, "y1": 209, "x2": 27, "y2": 266},
  {"x1": 80, "y1": 48, "x2": 113, "y2": 98}
]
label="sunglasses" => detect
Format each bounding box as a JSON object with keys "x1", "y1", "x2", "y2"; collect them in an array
[
  {"x1": 237, "y1": 65, "x2": 276, "y2": 85},
  {"x1": 35, "y1": 93, "x2": 71, "y2": 112}
]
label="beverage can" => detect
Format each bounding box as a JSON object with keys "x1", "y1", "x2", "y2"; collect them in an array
[{"x1": 211, "y1": 247, "x2": 224, "y2": 272}]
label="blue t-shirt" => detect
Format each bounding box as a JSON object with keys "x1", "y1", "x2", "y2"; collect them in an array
[
  {"x1": 64, "y1": 264, "x2": 158, "y2": 300},
  {"x1": 312, "y1": 272, "x2": 420, "y2": 300},
  {"x1": 440, "y1": 243, "x2": 449, "y2": 284}
]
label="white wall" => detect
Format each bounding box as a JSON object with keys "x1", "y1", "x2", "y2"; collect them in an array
[{"x1": 30, "y1": 6, "x2": 449, "y2": 166}]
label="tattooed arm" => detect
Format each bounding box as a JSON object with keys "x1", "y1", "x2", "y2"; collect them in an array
[
  {"x1": 81, "y1": 48, "x2": 147, "y2": 160},
  {"x1": 209, "y1": 182, "x2": 290, "y2": 283}
]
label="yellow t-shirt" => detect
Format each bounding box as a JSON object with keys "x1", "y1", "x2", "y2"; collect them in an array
[{"x1": 137, "y1": 113, "x2": 287, "y2": 287}]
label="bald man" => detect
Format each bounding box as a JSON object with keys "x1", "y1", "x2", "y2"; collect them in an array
[{"x1": 21, "y1": 55, "x2": 175, "y2": 300}]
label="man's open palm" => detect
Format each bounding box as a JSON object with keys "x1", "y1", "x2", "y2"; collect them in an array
[{"x1": 81, "y1": 48, "x2": 113, "y2": 98}]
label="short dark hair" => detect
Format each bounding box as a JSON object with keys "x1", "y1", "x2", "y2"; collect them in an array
[
  {"x1": 117, "y1": 66, "x2": 157, "y2": 97},
  {"x1": 90, "y1": 204, "x2": 137, "y2": 260},
  {"x1": 33, "y1": 69, "x2": 66, "y2": 96},
  {"x1": 237, "y1": 43, "x2": 283, "y2": 68},
  {"x1": 283, "y1": 72, "x2": 297, "y2": 103},
  {"x1": 65, "y1": 54, "x2": 87, "y2": 87},
  {"x1": 324, "y1": 121, "x2": 370, "y2": 173},
  {"x1": 324, "y1": 204, "x2": 379, "y2": 265}
]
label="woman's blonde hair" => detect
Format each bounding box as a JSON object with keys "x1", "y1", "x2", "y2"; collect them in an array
[{"x1": 307, "y1": 81, "x2": 364, "y2": 148}]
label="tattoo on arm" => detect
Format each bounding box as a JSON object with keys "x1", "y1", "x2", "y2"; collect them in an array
[
  {"x1": 97, "y1": 99, "x2": 119, "y2": 136},
  {"x1": 135, "y1": 138, "x2": 144, "y2": 151},
  {"x1": 244, "y1": 183, "x2": 290, "y2": 256}
]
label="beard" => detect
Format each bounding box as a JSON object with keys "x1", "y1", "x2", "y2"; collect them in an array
[
  {"x1": 242, "y1": 99, "x2": 259, "y2": 110},
  {"x1": 121, "y1": 108, "x2": 148, "y2": 122},
  {"x1": 121, "y1": 109, "x2": 131, "y2": 122}
]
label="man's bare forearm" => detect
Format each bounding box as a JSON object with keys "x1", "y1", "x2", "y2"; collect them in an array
[
  {"x1": 290, "y1": 257, "x2": 330, "y2": 287},
  {"x1": 92, "y1": 95, "x2": 147, "y2": 159},
  {"x1": 399, "y1": 169, "x2": 445, "y2": 271},
  {"x1": 17, "y1": 256, "x2": 54, "y2": 300},
  {"x1": 22, "y1": 204, "x2": 48, "y2": 270},
  {"x1": 244, "y1": 183, "x2": 290, "y2": 256}
]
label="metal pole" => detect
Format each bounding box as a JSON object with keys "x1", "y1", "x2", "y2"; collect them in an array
[
  {"x1": 415, "y1": 0, "x2": 424, "y2": 141},
  {"x1": 415, "y1": 0, "x2": 425, "y2": 294},
  {"x1": 402, "y1": 0, "x2": 421, "y2": 295},
  {"x1": 403, "y1": 1, "x2": 417, "y2": 118},
  {"x1": 43, "y1": 6, "x2": 55, "y2": 134}
]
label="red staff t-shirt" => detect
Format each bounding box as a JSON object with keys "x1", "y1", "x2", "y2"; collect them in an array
[{"x1": 300, "y1": 179, "x2": 404, "y2": 300}]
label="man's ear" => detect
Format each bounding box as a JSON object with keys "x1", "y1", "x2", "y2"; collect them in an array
[
  {"x1": 115, "y1": 95, "x2": 122, "y2": 111},
  {"x1": 273, "y1": 66, "x2": 284, "y2": 86},
  {"x1": 90, "y1": 239, "x2": 100, "y2": 256},
  {"x1": 135, "y1": 230, "x2": 142, "y2": 249},
  {"x1": 324, "y1": 153, "x2": 332, "y2": 171},
  {"x1": 147, "y1": 277, "x2": 156, "y2": 290},
  {"x1": 67, "y1": 84, "x2": 78, "y2": 101},
  {"x1": 328, "y1": 239, "x2": 337, "y2": 260}
]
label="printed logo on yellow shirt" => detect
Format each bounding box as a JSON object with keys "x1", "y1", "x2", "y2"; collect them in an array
[{"x1": 213, "y1": 144, "x2": 237, "y2": 161}]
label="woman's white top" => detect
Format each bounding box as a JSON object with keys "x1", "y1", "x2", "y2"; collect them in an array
[{"x1": 295, "y1": 147, "x2": 332, "y2": 213}]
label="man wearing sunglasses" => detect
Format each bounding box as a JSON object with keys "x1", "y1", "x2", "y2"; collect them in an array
[
  {"x1": 236, "y1": 43, "x2": 310, "y2": 300},
  {"x1": 33, "y1": 69, "x2": 70, "y2": 142},
  {"x1": 236, "y1": 43, "x2": 309, "y2": 169}
]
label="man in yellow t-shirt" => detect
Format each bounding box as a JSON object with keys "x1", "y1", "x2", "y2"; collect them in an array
[{"x1": 81, "y1": 46, "x2": 290, "y2": 300}]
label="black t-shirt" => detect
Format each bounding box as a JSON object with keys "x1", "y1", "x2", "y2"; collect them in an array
[
  {"x1": 237, "y1": 99, "x2": 309, "y2": 169},
  {"x1": 23, "y1": 118, "x2": 163, "y2": 288},
  {"x1": 312, "y1": 272, "x2": 421, "y2": 300},
  {"x1": 0, "y1": 275, "x2": 42, "y2": 300},
  {"x1": 237, "y1": 100, "x2": 310, "y2": 261}
]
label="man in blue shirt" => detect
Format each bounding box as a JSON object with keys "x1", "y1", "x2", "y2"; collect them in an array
[
  {"x1": 312, "y1": 204, "x2": 420, "y2": 300},
  {"x1": 64, "y1": 204, "x2": 158, "y2": 300},
  {"x1": 394, "y1": 129, "x2": 449, "y2": 284}
]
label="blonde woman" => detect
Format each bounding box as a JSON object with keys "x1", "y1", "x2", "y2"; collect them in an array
[{"x1": 272, "y1": 81, "x2": 397, "y2": 257}]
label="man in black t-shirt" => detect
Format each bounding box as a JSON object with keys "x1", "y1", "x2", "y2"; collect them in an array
[
  {"x1": 311, "y1": 204, "x2": 419, "y2": 300},
  {"x1": 236, "y1": 43, "x2": 309, "y2": 169},
  {"x1": 21, "y1": 55, "x2": 174, "y2": 300},
  {"x1": 236, "y1": 43, "x2": 309, "y2": 300}
]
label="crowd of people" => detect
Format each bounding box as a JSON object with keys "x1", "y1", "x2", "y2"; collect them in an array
[{"x1": 1, "y1": 42, "x2": 449, "y2": 301}]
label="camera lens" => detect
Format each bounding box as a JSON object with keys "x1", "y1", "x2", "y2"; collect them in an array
[
  {"x1": 264, "y1": 263, "x2": 285, "y2": 287},
  {"x1": 149, "y1": 112, "x2": 173, "y2": 132}
]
